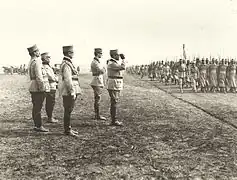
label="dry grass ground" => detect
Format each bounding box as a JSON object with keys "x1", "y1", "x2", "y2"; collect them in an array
[{"x1": 0, "y1": 74, "x2": 237, "y2": 180}]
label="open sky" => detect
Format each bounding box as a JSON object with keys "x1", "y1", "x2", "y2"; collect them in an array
[{"x1": 0, "y1": 0, "x2": 237, "y2": 71}]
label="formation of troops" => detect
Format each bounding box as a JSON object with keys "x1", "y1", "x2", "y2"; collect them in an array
[
  {"x1": 27, "y1": 44, "x2": 126, "y2": 137},
  {"x1": 2, "y1": 64, "x2": 27, "y2": 75},
  {"x1": 127, "y1": 58, "x2": 237, "y2": 93}
]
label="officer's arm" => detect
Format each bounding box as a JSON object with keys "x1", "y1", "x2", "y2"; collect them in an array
[
  {"x1": 47, "y1": 67, "x2": 57, "y2": 82},
  {"x1": 107, "y1": 61, "x2": 125, "y2": 71},
  {"x1": 63, "y1": 65, "x2": 74, "y2": 95},
  {"x1": 34, "y1": 59, "x2": 44, "y2": 91}
]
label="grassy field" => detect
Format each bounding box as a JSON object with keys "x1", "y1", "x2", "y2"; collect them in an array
[{"x1": 0, "y1": 74, "x2": 237, "y2": 180}]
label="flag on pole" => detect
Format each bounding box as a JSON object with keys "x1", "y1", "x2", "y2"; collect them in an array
[{"x1": 183, "y1": 44, "x2": 187, "y2": 60}]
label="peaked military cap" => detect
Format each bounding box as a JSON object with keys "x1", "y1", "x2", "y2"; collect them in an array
[
  {"x1": 41, "y1": 52, "x2": 50, "y2": 58},
  {"x1": 110, "y1": 49, "x2": 118, "y2": 56},
  {"x1": 94, "y1": 48, "x2": 102, "y2": 53},
  {"x1": 63, "y1": 45, "x2": 74, "y2": 53},
  {"x1": 27, "y1": 44, "x2": 39, "y2": 53}
]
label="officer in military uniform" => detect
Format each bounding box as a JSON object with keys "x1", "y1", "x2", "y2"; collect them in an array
[
  {"x1": 41, "y1": 52, "x2": 58, "y2": 123},
  {"x1": 27, "y1": 45, "x2": 50, "y2": 132},
  {"x1": 90, "y1": 48, "x2": 106, "y2": 120},
  {"x1": 59, "y1": 45, "x2": 81, "y2": 136},
  {"x1": 107, "y1": 49, "x2": 126, "y2": 126}
]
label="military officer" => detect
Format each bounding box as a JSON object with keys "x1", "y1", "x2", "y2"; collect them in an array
[
  {"x1": 41, "y1": 52, "x2": 58, "y2": 123},
  {"x1": 107, "y1": 49, "x2": 126, "y2": 126},
  {"x1": 27, "y1": 45, "x2": 50, "y2": 132},
  {"x1": 90, "y1": 48, "x2": 106, "y2": 120},
  {"x1": 59, "y1": 45, "x2": 81, "y2": 136}
]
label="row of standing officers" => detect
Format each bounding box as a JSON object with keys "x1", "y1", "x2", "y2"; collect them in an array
[{"x1": 27, "y1": 45, "x2": 126, "y2": 137}]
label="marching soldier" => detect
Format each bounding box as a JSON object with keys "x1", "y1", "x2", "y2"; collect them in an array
[
  {"x1": 107, "y1": 49, "x2": 126, "y2": 126},
  {"x1": 163, "y1": 62, "x2": 171, "y2": 85},
  {"x1": 148, "y1": 63, "x2": 153, "y2": 80},
  {"x1": 185, "y1": 60, "x2": 192, "y2": 88},
  {"x1": 199, "y1": 59, "x2": 208, "y2": 92},
  {"x1": 90, "y1": 48, "x2": 106, "y2": 120},
  {"x1": 140, "y1": 65, "x2": 145, "y2": 79},
  {"x1": 59, "y1": 45, "x2": 81, "y2": 136},
  {"x1": 27, "y1": 45, "x2": 50, "y2": 132},
  {"x1": 178, "y1": 59, "x2": 186, "y2": 93},
  {"x1": 208, "y1": 58, "x2": 218, "y2": 92},
  {"x1": 41, "y1": 52, "x2": 58, "y2": 123},
  {"x1": 217, "y1": 59, "x2": 227, "y2": 93},
  {"x1": 190, "y1": 61, "x2": 199, "y2": 92},
  {"x1": 227, "y1": 59, "x2": 237, "y2": 93},
  {"x1": 205, "y1": 58, "x2": 210, "y2": 91}
]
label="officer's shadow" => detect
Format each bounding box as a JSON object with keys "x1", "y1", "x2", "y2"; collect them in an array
[
  {"x1": 73, "y1": 120, "x2": 108, "y2": 128},
  {"x1": 0, "y1": 128, "x2": 64, "y2": 138}
]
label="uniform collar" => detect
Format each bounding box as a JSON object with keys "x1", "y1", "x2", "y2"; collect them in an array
[
  {"x1": 63, "y1": 56, "x2": 72, "y2": 63},
  {"x1": 110, "y1": 58, "x2": 118, "y2": 63},
  {"x1": 31, "y1": 56, "x2": 39, "y2": 61},
  {"x1": 94, "y1": 57, "x2": 100, "y2": 63}
]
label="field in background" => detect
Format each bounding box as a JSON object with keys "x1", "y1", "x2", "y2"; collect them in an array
[{"x1": 0, "y1": 74, "x2": 237, "y2": 179}]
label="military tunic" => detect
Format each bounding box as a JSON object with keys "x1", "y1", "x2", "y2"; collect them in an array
[
  {"x1": 90, "y1": 58, "x2": 105, "y2": 87},
  {"x1": 28, "y1": 57, "x2": 50, "y2": 92},
  {"x1": 107, "y1": 59, "x2": 125, "y2": 91},
  {"x1": 43, "y1": 63, "x2": 58, "y2": 119},
  {"x1": 43, "y1": 64, "x2": 58, "y2": 91},
  {"x1": 59, "y1": 57, "x2": 81, "y2": 96}
]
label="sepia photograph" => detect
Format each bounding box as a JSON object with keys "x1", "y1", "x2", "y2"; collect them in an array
[{"x1": 1, "y1": 0, "x2": 237, "y2": 179}]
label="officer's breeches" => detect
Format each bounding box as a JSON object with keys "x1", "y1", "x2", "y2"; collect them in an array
[
  {"x1": 45, "y1": 90, "x2": 56, "y2": 118},
  {"x1": 108, "y1": 90, "x2": 120, "y2": 121},
  {"x1": 63, "y1": 95, "x2": 76, "y2": 132},
  {"x1": 92, "y1": 86, "x2": 102, "y2": 116},
  {"x1": 31, "y1": 92, "x2": 45, "y2": 128}
]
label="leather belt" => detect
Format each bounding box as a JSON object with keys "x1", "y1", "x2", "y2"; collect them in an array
[
  {"x1": 72, "y1": 77, "x2": 78, "y2": 80},
  {"x1": 92, "y1": 73, "x2": 100, "y2": 76},
  {"x1": 108, "y1": 76, "x2": 123, "y2": 79}
]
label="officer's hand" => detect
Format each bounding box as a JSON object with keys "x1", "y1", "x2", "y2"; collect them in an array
[
  {"x1": 120, "y1": 54, "x2": 125, "y2": 60},
  {"x1": 73, "y1": 94, "x2": 77, "y2": 100},
  {"x1": 103, "y1": 67, "x2": 106, "y2": 73}
]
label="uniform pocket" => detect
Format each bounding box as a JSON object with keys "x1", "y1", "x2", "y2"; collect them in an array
[{"x1": 115, "y1": 79, "x2": 123, "y2": 89}]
